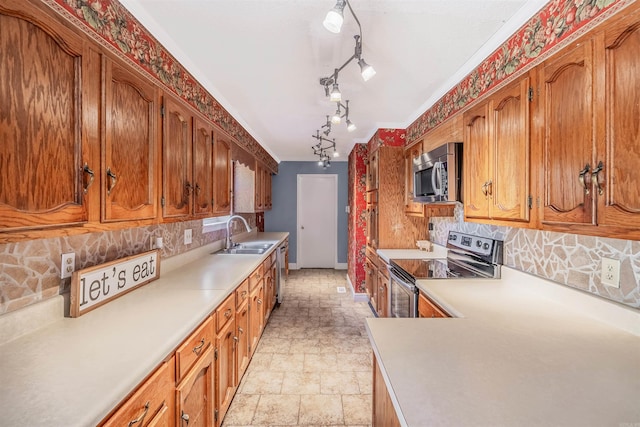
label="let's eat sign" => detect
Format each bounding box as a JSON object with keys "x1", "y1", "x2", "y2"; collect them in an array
[{"x1": 70, "y1": 250, "x2": 160, "y2": 317}]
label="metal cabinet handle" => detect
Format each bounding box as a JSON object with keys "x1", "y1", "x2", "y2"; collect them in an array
[
  {"x1": 592, "y1": 161, "x2": 604, "y2": 196},
  {"x1": 233, "y1": 336, "x2": 239, "y2": 342},
  {"x1": 195, "y1": 183, "x2": 201, "y2": 195},
  {"x1": 224, "y1": 308, "x2": 232, "y2": 318},
  {"x1": 481, "y1": 181, "x2": 488, "y2": 196},
  {"x1": 192, "y1": 338, "x2": 205, "y2": 354},
  {"x1": 238, "y1": 327, "x2": 244, "y2": 334},
  {"x1": 82, "y1": 164, "x2": 94, "y2": 194},
  {"x1": 257, "y1": 298, "x2": 262, "y2": 305},
  {"x1": 181, "y1": 411, "x2": 190, "y2": 425},
  {"x1": 106, "y1": 167, "x2": 118, "y2": 195},
  {"x1": 128, "y1": 402, "x2": 149, "y2": 426},
  {"x1": 185, "y1": 181, "x2": 193, "y2": 196},
  {"x1": 578, "y1": 163, "x2": 591, "y2": 195},
  {"x1": 486, "y1": 180, "x2": 493, "y2": 196},
  {"x1": 241, "y1": 290, "x2": 247, "y2": 298}
]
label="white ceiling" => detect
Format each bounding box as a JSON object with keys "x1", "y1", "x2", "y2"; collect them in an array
[{"x1": 119, "y1": 0, "x2": 549, "y2": 163}]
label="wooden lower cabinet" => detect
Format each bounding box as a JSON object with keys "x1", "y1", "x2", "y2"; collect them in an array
[
  {"x1": 372, "y1": 356, "x2": 401, "y2": 427},
  {"x1": 101, "y1": 357, "x2": 175, "y2": 427},
  {"x1": 249, "y1": 280, "x2": 265, "y2": 357},
  {"x1": 376, "y1": 267, "x2": 389, "y2": 318},
  {"x1": 176, "y1": 345, "x2": 214, "y2": 427},
  {"x1": 418, "y1": 291, "x2": 449, "y2": 318},
  {"x1": 216, "y1": 309, "x2": 236, "y2": 424},
  {"x1": 235, "y1": 298, "x2": 250, "y2": 382}
]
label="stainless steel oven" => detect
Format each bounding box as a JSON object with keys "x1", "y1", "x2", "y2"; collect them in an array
[{"x1": 388, "y1": 231, "x2": 503, "y2": 318}]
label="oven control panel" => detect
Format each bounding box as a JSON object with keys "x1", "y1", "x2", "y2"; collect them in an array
[{"x1": 447, "y1": 231, "x2": 497, "y2": 258}]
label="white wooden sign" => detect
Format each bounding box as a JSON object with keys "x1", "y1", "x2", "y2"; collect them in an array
[{"x1": 70, "y1": 250, "x2": 160, "y2": 317}]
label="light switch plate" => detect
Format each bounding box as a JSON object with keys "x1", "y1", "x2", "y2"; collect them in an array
[
  {"x1": 184, "y1": 229, "x2": 193, "y2": 245},
  {"x1": 61, "y1": 253, "x2": 75, "y2": 279},
  {"x1": 601, "y1": 257, "x2": 620, "y2": 288}
]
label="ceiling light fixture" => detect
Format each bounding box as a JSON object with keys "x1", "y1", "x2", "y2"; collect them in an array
[
  {"x1": 329, "y1": 82, "x2": 342, "y2": 102},
  {"x1": 312, "y1": 130, "x2": 337, "y2": 169},
  {"x1": 323, "y1": 0, "x2": 346, "y2": 33}
]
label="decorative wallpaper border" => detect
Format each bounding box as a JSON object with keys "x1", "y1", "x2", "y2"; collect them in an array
[
  {"x1": 406, "y1": 0, "x2": 633, "y2": 143},
  {"x1": 367, "y1": 128, "x2": 406, "y2": 152},
  {"x1": 42, "y1": 0, "x2": 278, "y2": 172},
  {"x1": 348, "y1": 144, "x2": 368, "y2": 294}
]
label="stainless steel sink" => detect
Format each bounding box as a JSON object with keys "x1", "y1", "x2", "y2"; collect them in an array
[
  {"x1": 220, "y1": 247, "x2": 268, "y2": 255},
  {"x1": 237, "y1": 243, "x2": 273, "y2": 250}
]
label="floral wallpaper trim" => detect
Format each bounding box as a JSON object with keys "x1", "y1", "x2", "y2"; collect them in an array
[
  {"x1": 347, "y1": 144, "x2": 368, "y2": 294},
  {"x1": 367, "y1": 128, "x2": 406, "y2": 153},
  {"x1": 43, "y1": 0, "x2": 277, "y2": 173},
  {"x1": 406, "y1": 0, "x2": 632, "y2": 144}
]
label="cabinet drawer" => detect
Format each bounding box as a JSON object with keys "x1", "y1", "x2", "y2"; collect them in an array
[
  {"x1": 175, "y1": 316, "x2": 214, "y2": 383},
  {"x1": 216, "y1": 293, "x2": 236, "y2": 332},
  {"x1": 235, "y1": 278, "x2": 250, "y2": 309},
  {"x1": 418, "y1": 292, "x2": 448, "y2": 318},
  {"x1": 249, "y1": 265, "x2": 264, "y2": 290},
  {"x1": 102, "y1": 356, "x2": 175, "y2": 427}
]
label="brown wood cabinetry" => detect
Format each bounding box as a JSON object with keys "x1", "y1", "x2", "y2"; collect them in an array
[
  {"x1": 215, "y1": 302, "x2": 236, "y2": 425},
  {"x1": 162, "y1": 95, "x2": 193, "y2": 219},
  {"x1": 213, "y1": 134, "x2": 232, "y2": 216},
  {"x1": 102, "y1": 357, "x2": 175, "y2": 427},
  {"x1": 404, "y1": 141, "x2": 425, "y2": 217},
  {"x1": 0, "y1": 2, "x2": 90, "y2": 231},
  {"x1": 176, "y1": 345, "x2": 214, "y2": 427},
  {"x1": 376, "y1": 266, "x2": 389, "y2": 318},
  {"x1": 539, "y1": 6, "x2": 640, "y2": 237},
  {"x1": 464, "y1": 76, "x2": 531, "y2": 224},
  {"x1": 192, "y1": 118, "x2": 214, "y2": 218},
  {"x1": 102, "y1": 57, "x2": 158, "y2": 222},
  {"x1": 418, "y1": 291, "x2": 449, "y2": 318},
  {"x1": 372, "y1": 356, "x2": 401, "y2": 427},
  {"x1": 249, "y1": 271, "x2": 265, "y2": 357},
  {"x1": 263, "y1": 258, "x2": 277, "y2": 322},
  {"x1": 365, "y1": 250, "x2": 378, "y2": 313},
  {"x1": 175, "y1": 317, "x2": 214, "y2": 384},
  {"x1": 235, "y1": 284, "x2": 250, "y2": 382}
]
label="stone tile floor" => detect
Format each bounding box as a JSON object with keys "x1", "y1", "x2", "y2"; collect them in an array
[{"x1": 222, "y1": 269, "x2": 375, "y2": 427}]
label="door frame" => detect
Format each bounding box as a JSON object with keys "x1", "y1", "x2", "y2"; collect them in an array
[{"x1": 296, "y1": 174, "x2": 338, "y2": 269}]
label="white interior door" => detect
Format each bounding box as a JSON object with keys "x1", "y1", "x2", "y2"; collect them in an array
[{"x1": 297, "y1": 174, "x2": 337, "y2": 269}]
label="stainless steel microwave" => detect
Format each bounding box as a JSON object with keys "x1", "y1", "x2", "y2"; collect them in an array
[{"x1": 413, "y1": 142, "x2": 463, "y2": 203}]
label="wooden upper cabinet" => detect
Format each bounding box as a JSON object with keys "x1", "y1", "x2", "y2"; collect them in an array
[
  {"x1": 404, "y1": 141, "x2": 425, "y2": 217},
  {"x1": 463, "y1": 102, "x2": 491, "y2": 220},
  {"x1": 162, "y1": 96, "x2": 193, "y2": 219},
  {"x1": 489, "y1": 77, "x2": 530, "y2": 222},
  {"x1": 212, "y1": 134, "x2": 232, "y2": 215},
  {"x1": 367, "y1": 150, "x2": 379, "y2": 191},
  {"x1": 0, "y1": 4, "x2": 89, "y2": 231},
  {"x1": 102, "y1": 58, "x2": 158, "y2": 222},
  {"x1": 464, "y1": 76, "x2": 531, "y2": 223},
  {"x1": 263, "y1": 167, "x2": 272, "y2": 210},
  {"x1": 597, "y1": 8, "x2": 640, "y2": 229},
  {"x1": 192, "y1": 118, "x2": 214, "y2": 217},
  {"x1": 254, "y1": 162, "x2": 265, "y2": 211},
  {"x1": 540, "y1": 40, "x2": 596, "y2": 226}
]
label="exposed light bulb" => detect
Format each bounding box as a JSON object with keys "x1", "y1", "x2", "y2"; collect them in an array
[
  {"x1": 318, "y1": 160, "x2": 324, "y2": 166},
  {"x1": 358, "y1": 58, "x2": 376, "y2": 81},
  {"x1": 333, "y1": 150, "x2": 340, "y2": 157},
  {"x1": 329, "y1": 83, "x2": 341, "y2": 102},
  {"x1": 331, "y1": 111, "x2": 341, "y2": 125},
  {"x1": 346, "y1": 120, "x2": 356, "y2": 132}
]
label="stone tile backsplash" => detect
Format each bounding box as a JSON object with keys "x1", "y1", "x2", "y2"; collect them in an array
[
  {"x1": 430, "y1": 205, "x2": 640, "y2": 309},
  {"x1": 0, "y1": 215, "x2": 255, "y2": 315}
]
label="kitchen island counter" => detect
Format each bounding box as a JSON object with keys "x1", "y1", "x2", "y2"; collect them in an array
[{"x1": 366, "y1": 267, "x2": 640, "y2": 427}]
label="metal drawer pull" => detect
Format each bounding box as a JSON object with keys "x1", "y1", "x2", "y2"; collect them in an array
[
  {"x1": 224, "y1": 308, "x2": 232, "y2": 318},
  {"x1": 592, "y1": 161, "x2": 604, "y2": 196},
  {"x1": 257, "y1": 298, "x2": 262, "y2": 305},
  {"x1": 181, "y1": 411, "x2": 190, "y2": 425},
  {"x1": 241, "y1": 290, "x2": 247, "y2": 298},
  {"x1": 233, "y1": 336, "x2": 239, "y2": 342},
  {"x1": 82, "y1": 164, "x2": 94, "y2": 194},
  {"x1": 106, "y1": 167, "x2": 118, "y2": 195},
  {"x1": 192, "y1": 338, "x2": 205, "y2": 354},
  {"x1": 195, "y1": 183, "x2": 201, "y2": 195},
  {"x1": 578, "y1": 163, "x2": 591, "y2": 195},
  {"x1": 128, "y1": 402, "x2": 149, "y2": 426},
  {"x1": 238, "y1": 327, "x2": 244, "y2": 334}
]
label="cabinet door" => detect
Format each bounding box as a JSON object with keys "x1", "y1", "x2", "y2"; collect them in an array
[
  {"x1": 235, "y1": 301, "x2": 250, "y2": 382},
  {"x1": 264, "y1": 169, "x2": 272, "y2": 210},
  {"x1": 192, "y1": 118, "x2": 213, "y2": 217},
  {"x1": 489, "y1": 77, "x2": 530, "y2": 221},
  {"x1": 365, "y1": 257, "x2": 375, "y2": 301},
  {"x1": 598, "y1": 11, "x2": 640, "y2": 228},
  {"x1": 212, "y1": 134, "x2": 232, "y2": 215},
  {"x1": 102, "y1": 58, "x2": 157, "y2": 222},
  {"x1": 216, "y1": 315, "x2": 236, "y2": 424},
  {"x1": 176, "y1": 346, "x2": 214, "y2": 427},
  {"x1": 367, "y1": 151, "x2": 379, "y2": 191},
  {"x1": 248, "y1": 282, "x2": 264, "y2": 357},
  {"x1": 372, "y1": 357, "x2": 401, "y2": 427},
  {"x1": 255, "y1": 162, "x2": 264, "y2": 211},
  {"x1": 162, "y1": 96, "x2": 192, "y2": 219},
  {"x1": 404, "y1": 142, "x2": 425, "y2": 217},
  {"x1": 376, "y1": 270, "x2": 388, "y2": 318},
  {"x1": 541, "y1": 41, "x2": 596, "y2": 226},
  {"x1": 0, "y1": 7, "x2": 88, "y2": 230},
  {"x1": 463, "y1": 102, "x2": 491, "y2": 219}
]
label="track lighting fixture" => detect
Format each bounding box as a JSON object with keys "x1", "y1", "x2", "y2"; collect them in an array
[
  {"x1": 346, "y1": 119, "x2": 356, "y2": 132},
  {"x1": 312, "y1": 130, "x2": 337, "y2": 169},
  {"x1": 330, "y1": 82, "x2": 342, "y2": 102}
]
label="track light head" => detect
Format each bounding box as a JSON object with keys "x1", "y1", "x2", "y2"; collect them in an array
[
  {"x1": 323, "y1": 0, "x2": 347, "y2": 33},
  {"x1": 346, "y1": 119, "x2": 356, "y2": 132},
  {"x1": 329, "y1": 83, "x2": 341, "y2": 102},
  {"x1": 358, "y1": 58, "x2": 376, "y2": 81}
]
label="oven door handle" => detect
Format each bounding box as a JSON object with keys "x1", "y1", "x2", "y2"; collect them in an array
[{"x1": 389, "y1": 269, "x2": 416, "y2": 292}]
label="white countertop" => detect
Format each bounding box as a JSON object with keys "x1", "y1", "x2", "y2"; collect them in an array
[
  {"x1": 366, "y1": 267, "x2": 640, "y2": 427},
  {"x1": 376, "y1": 245, "x2": 447, "y2": 263},
  {"x1": 0, "y1": 232, "x2": 288, "y2": 427}
]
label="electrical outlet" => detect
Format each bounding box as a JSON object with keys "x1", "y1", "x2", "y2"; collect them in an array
[
  {"x1": 184, "y1": 229, "x2": 193, "y2": 245},
  {"x1": 601, "y1": 257, "x2": 621, "y2": 288},
  {"x1": 61, "y1": 253, "x2": 75, "y2": 279}
]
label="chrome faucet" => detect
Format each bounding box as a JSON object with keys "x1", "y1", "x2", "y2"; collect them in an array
[{"x1": 225, "y1": 215, "x2": 252, "y2": 249}]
